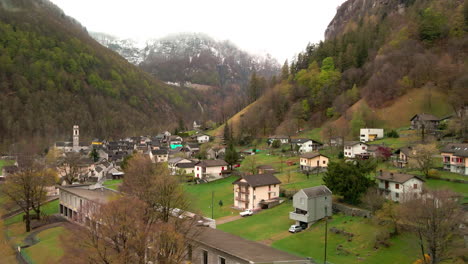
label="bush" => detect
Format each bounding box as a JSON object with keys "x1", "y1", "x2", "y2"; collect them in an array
[
  {"x1": 271, "y1": 139, "x2": 281, "y2": 148},
  {"x1": 386, "y1": 130, "x2": 399, "y2": 138},
  {"x1": 428, "y1": 169, "x2": 440, "y2": 178}
]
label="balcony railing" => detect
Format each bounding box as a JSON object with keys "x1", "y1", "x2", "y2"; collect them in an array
[
  {"x1": 236, "y1": 188, "x2": 249, "y2": 194},
  {"x1": 289, "y1": 211, "x2": 309, "y2": 222},
  {"x1": 235, "y1": 196, "x2": 249, "y2": 202}
]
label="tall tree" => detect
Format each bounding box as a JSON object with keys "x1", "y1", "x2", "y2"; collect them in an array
[
  {"x1": 323, "y1": 160, "x2": 375, "y2": 204},
  {"x1": 223, "y1": 122, "x2": 231, "y2": 143},
  {"x1": 224, "y1": 142, "x2": 239, "y2": 170},
  {"x1": 248, "y1": 71, "x2": 259, "y2": 103},
  {"x1": 400, "y1": 189, "x2": 464, "y2": 264},
  {"x1": 409, "y1": 143, "x2": 438, "y2": 178},
  {"x1": 281, "y1": 59, "x2": 289, "y2": 80},
  {"x1": 57, "y1": 152, "x2": 86, "y2": 185}
]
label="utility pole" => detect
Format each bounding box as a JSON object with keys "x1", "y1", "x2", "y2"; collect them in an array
[
  {"x1": 324, "y1": 206, "x2": 328, "y2": 264},
  {"x1": 211, "y1": 191, "x2": 214, "y2": 219}
]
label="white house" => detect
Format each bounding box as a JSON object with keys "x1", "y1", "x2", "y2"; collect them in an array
[
  {"x1": 291, "y1": 139, "x2": 323, "y2": 153},
  {"x1": 376, "y1": 171, "x2": 424, "y2": 202},
  {"x1": 344, "y1": 141, "x2": 368, "y2": 158},
  {"x1": 360, "y1": 128, "x2": 384, "y2": 142},
  {"x1": 194, "y1": 160, "x2": 228, "y2": 179},
  {"x1": 168, "y1": 157, "x2": 192, "y2": 174},
  {"x1": 196, "y1": 134, "x2": 210, "y2": 144},
  {"x1": 268, "y1": 135, "x2": 289, "y2": 145},
  {"x1": 150, "y1": 149, "x2": 169, "y2": 163}
]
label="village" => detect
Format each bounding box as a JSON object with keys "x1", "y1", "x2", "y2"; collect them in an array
[{"x1": 0, "y1": 111, "x2": 467, "y2": 264}]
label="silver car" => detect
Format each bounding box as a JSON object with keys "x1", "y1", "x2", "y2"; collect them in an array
[{"x1": 288, "y1": 225, "x2": 303, "y2": 233}]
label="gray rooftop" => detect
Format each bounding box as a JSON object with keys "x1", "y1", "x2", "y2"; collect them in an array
[
  {"x1": 58, "y1": 185, "x2": 120, "y2": 204},
  {"x1": 301, "y1": 185, "x2": 332, "y2": 198}
]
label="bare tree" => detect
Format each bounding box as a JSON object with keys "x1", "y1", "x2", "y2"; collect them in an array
[
  {"x1": 56, "y1": 152, "x2": 87, "y2": 185},
  {"x1": 374, "y1": 201, "x2": 401, "y2": 235},
  {"x1": 240, "y1": 155, "x2": 258, "y2": 175},
  {"x1": 409, "y1": 144, "x2": 438, "y2": 178},
  {"x1": 400, "y1": 189, "x2": 464, "y2": 264},
  {"x1": 361, "y1": 187, "x2": 386, "y2": 213},
  {"x1": 1, "y1": 158, "x2": 55, "y2": 232}
]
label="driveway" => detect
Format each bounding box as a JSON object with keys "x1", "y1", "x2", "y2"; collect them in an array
[{"x1": 216, "y1": 214, "x2": 242, "y2": 225}]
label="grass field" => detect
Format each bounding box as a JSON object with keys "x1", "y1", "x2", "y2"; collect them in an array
[
  {"x1": 184, "y1": 176, "x2": 238, "y2": 219},
  {"x1": 0, "y1": 159, "x2": 14, "y2": 173},
  {"x1": 272, "y1": 214, "x2": 420, "y2": 264},
  {"x1": 103, "y1": 179, "x2": 122, "y2": 190},
  {"x1": 218, "y1": 201, "x2": 294, "y2": 241},
  {"x1": 22, "y1": 226, "x2": 68, "y2": 264},
  {"x1": 4, "y1": 199, "x2": 59, "y2": 226},
  {"x1": 426, "y1": 179, "x2": 468, "y2": 203}
]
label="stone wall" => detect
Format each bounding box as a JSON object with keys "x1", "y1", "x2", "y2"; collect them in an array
[{"x1": 332, "y1": 202, "x2": 372, "y2": 218}]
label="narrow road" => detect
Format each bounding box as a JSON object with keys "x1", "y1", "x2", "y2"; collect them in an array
[{"x1": 216, "y1": 214, "x2": 242, "y2": 225}]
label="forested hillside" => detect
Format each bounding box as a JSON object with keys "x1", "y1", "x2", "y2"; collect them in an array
[
  {"x1": 0, "y1": 0, "x2": 205, "y2": 150},
  {"x1": 228, "y1": 0, "x2": 468, "y2": 143}
]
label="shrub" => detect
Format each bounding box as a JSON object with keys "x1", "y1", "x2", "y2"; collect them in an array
[{"x1": 386, "y1": 130, "x2": 400, "y2": 138}]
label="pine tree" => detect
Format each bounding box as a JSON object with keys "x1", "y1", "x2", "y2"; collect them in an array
[
  {"x1": 248, "y1": 71, "x2": 259, "y2": 103},
  {"x1": 223, "y1": 122, "x2": 230, "y2": 143},
  {"x1": 224, "y1": 142, "x2": 239, "y2": 170},
  {"x1": 281, "y1": 60, "x2": 289, "y2": 80}
]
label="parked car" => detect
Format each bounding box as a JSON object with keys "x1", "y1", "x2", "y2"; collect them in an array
[
  {"x1": 239, "y1": 209, "x2": 253, "y2": 217},
  {"x1": 288, "y1": 225, "x2": 303, "y2": 233}
]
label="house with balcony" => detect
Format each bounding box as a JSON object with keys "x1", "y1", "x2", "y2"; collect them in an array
[
  {"x1": 232, "y1": 174, "x2": 281, "y2": 210},
  {"x1": 441, "y1": 143, "x2": 468, "y2": 175},
  {"x1": 289, "y1": 185, "x2": 332, "y2": 228},
  {"x1": 410, "y1": 113, "x2": 440, "y2": 131},
  {"x1": 394, "y1": 146, "x2": 415, "y2": 168},
  {"x1": 376, "y1": 171, "x2": 424, "y2": 202},
  {"x1": 299, "y1": 153, "x2": 329, "y2": 172},
  {"x1": 359, "y1": 128, "x2": 384, "y2": 142},
  {"x1": 343, "y1": 141, "x2": 368, "y2": 158},
  {"x1": 194, "y1": 160, "x2": 228, "y2": 180}
]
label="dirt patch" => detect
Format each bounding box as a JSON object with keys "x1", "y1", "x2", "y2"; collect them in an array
[{"x1": 259, "y1": 231, "x2": 292, "y2": 246}]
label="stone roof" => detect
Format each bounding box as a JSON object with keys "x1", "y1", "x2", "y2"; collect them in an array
[
  {"x1": 152, "y1": 149, "x2": 168, "y2": 155},
  {"x1": 176, "y1": 162, "x2": 195, "y2": 169},
  {"x1": 410, "y1": 113, "x2": 439, "y2": 121},
  {"x1": 196, "y1": 160, "x2": 228, "y2": 167},
  {"x1": 233, "y1": 174, "x2": 281, "y2": 188},
  {"x1": 193, "y1": 227, "x2": 307, "y2": 263},
  {"x1": 376, "y1": 171, "x2": 425, "y2": 184},
  {"x1": 301, "y1": 185, "x2": 332, "y2": 198}
]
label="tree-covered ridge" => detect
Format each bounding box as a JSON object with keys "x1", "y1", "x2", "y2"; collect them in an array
[
  {"x1": 0, "y1": 1, "x2": 203, "y2": 149},
  {"x1": 231, "y1": 0, "x2": 467, "y2": 141}
]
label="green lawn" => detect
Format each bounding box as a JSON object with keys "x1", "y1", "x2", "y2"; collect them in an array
[
  {"x1": 184, "y1": 176, "x2": 238, "y2": 219},
  {"x1": 297, "y1": 128, "x2": 323, "y2": 142},
  {"x1": 103, "y1": 179, "x2": 122, "y2": 191},
  {"x1": 0, "y1": 159, "x2": 14, "y2": 173},
  {"x1": 426, "y1": 179, "x2": 468, "y2": 203},
  {"x1": 409, "y1": 169, "x2": 468, "y2": 181},
  {"x1": 22, "y1": 226, "x2": 67, "y2": 264},
  {"x1": 4, "y1": 199, "x2": 59, "y2": 226},
  {"x1": 272, "y1": 214, "x2": 420, "y2": 264},
  {"x1": 218, "y1": 201, "x2": 294, "y2": 241}
]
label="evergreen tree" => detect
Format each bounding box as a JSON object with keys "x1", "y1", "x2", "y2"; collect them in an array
[
  {"x1": 248, "y1": 71, "x2": 259, "y2": 103},
  {"x1": 223, "y1": 122, "x2": 230, "y2": 143},
  {"x1": 323, "y1": 160, "x2": 375, "y2": 204},
  {"x1": 90, "y1": 148, "x2": 100, "y2": 162},
  {"x1": 281, "y1": 60, "x2": 289, "y2": 80},
  {"x1": 224, "y1": 142, "x2": 239, "y2": 170}
]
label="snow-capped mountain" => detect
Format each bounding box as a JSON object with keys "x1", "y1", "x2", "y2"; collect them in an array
[{"x1": 91, "y1": 32, "x2": 280, "y2": 88}]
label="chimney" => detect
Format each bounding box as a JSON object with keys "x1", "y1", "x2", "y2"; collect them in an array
[{"x1": 390, "y1": 173, "x2": 394, "y2": 179}]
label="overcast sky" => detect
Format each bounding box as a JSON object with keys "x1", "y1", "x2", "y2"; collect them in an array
[{"x1": 49, "y1": 0, "x2": 346, "y2": 62}]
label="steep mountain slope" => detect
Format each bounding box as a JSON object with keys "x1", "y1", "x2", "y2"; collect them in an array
[
  {"x1": 226, "y1": 0, "x2": 467, "y2": 142},
  {"x1": 90, "y1": 32, "x2": 143, "y2": 65},
  {"x1": 0, "y1": 0, "x2": 204, "y2": 149}
]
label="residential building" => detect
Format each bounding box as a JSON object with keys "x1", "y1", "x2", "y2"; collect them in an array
[
  {"x1": 291, "y1": 139, "x2": 323, "y2": 153},
  {"x1": 1, "y1": 165, "x2": 18, "y2": 181},
  {"x1": 299, "y1": 153, "x2": 329, "y2": 172},
  {"x1": 190, "y1": 226, "x2": 310, "y2": 264},
  {"x1": 343, "y1": 141, "x2": 368, "y2": 158},
  {"x1": 196, "y1": 134, "x2": 210, "y2": 144},
  {"x1": 170, "y1": 135, "x2": 183, "y2": 146},
  {"x1": 206, "y1": 146, "x2": 225, "y2": 160},
  {"x1": 359, "y1": 128, "x2": 384, "y2": 142},
  {"x1": 289, "y1": 185, "x2": 332, "y2": 228},
  {"x1": 168, "y1": 157, "x2": 192, "y2": 174},
  {"x1": 267, "y1": 135, "x2": 290, "y2": 145},
  {"x1": 175, "y1": 162, "x2": 196, "y2": 175},
  {"x1": 376, "y1": 171, "x2": 424, "y2": 202},
  {"x1": 194, "y1": 160, "x2": 228, "y2": 179},
  {"x1": 410, "y1": 113, "x2": 440, "y2": 130},
  {"x1": 256, "y1": 165, "x2": 276, "y2": 175},
  {"x1": 58, "y1": 184, "x2": 120, "y2": 223},
  {"x1": 441, "y1": 143, "x2": 468, "y2": 175},
  {"x1": 151, "y1": 149, "x2": 169, "y2": 163},
  {"x1": 232, "y1": 174, "x2": 281, "y2": 210},
  {"x1": 395, "y1": 146, "x2": 415, "y2": 168},
  {"x1": 329, "y1": 137, "x2": 343, "y2": 147},
  {"x1": 193, "y1": 120, "x2": 201, "y2": 130}
]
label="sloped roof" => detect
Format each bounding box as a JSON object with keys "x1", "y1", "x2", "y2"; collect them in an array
[
  {"x1": 376, "y1": 171, "x2": 425, "y2": 184},
  {"x1": 291, "y1": 138, "x2": 311, "y2": 144},
  {"x1": 196, "y1": 160, "x2": 228, "y2": 167},
  {"x1": 233, "y1": 174, "x2": 281, "y2": 188},
  {"x1": 300, "y1": 152, "x2": 328, "y2": 159},
  {"x1": 301, "y1": 185, "x2": 332, "y2": 198},
  {"x1": 400, "y1": 146, "x2": 414, "y2": 157},
  {"x1": 441, "y1": 143, "x2": 468, "y2": 154},
  {"x1": 344, "y1": 141, "x2": 367, "y2": 147},
  {"x1": 410, "y1": 113, "x2": 439, "y2": 121},
  {"x1": 176, "y1": 162, "x2": 195, "y2": 169},
  {"x1": 193, "y1": 227, "x2": 306, "y2": 263},
  {"x1": 152, "y1": 149, "x2": 168, "y2": 155}
]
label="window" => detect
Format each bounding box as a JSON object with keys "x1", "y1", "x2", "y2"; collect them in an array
[
  {"x1": 395, "y1": 193, "x2": 399, "y2": 198},
  {"x1": 203, "y1": 250, "x2": 208, "y2": 264},
  {"x1": 395, "y1": 184, "x2": 399, "y2": 189},
  {"x1": 362, "y1": 147, "x2": 365, "y2": 150},
  {"x1": 274, "y1": 184, "x2": 276, "y2": 187},
  {"x1": 323, "y1": 160, "x2": 326, "y2": 164},
  {"x1": 219, "y1": 256, "x2": 226, "y2": 264},
  {"x1": 300, "y1": 198, "x2": 305, "y2": 204},
  {"x1": 413, "y1": 184, "x2": 418, "y2": 189}
]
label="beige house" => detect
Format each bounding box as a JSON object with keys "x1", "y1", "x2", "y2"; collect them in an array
[
  {"x1": 441, "y1": 143, "x2": 468, "y2": 175},
  {"x1": 395, "y1": 146, "x2": 415, "y2": 168},
  {"x1": 232, "y1": 174, "x2": 281, "y2": 210},
  {"x1": 150, "y1": 149, "x2": 169, "y2": 163},
  {"x1": 300, "y1": 153, "x2": 329, "y2": 172}
]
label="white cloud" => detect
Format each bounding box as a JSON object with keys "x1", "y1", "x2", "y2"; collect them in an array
[{"x1": 49, "y1": 0, "x2": 346, "y2": 62}]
